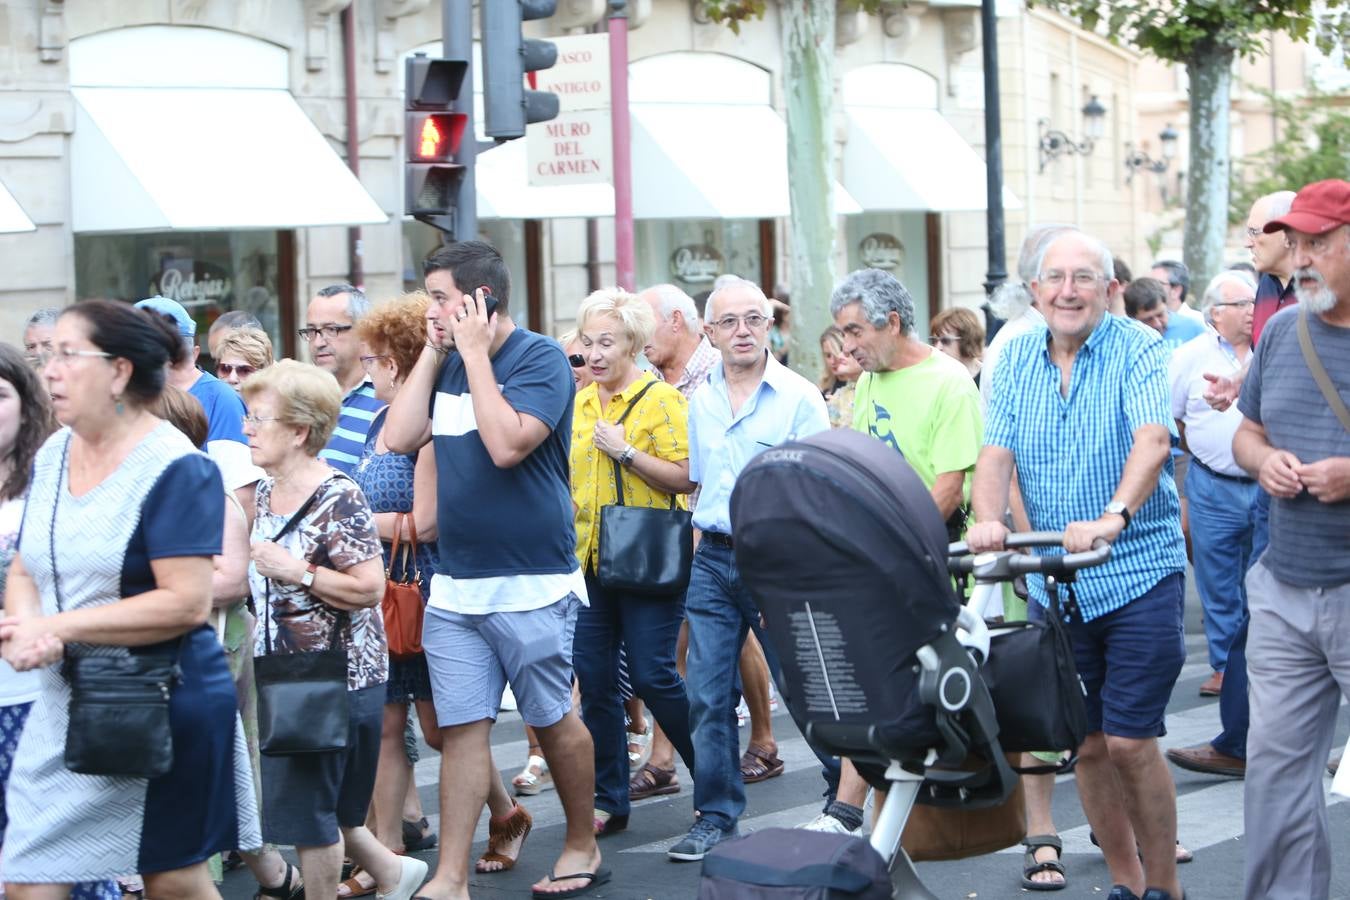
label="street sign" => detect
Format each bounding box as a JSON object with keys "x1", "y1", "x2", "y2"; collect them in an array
[{"x1": 527, "y1": 33, "x2": 612, "y2": 187}]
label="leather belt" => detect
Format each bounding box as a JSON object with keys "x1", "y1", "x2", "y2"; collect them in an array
[
  {"x1": 702, "y1": 531, "x2": 735, "y2": 549},
  {"x1": 1192, "y1": 456, "x2": 1255, "y2": 485}
]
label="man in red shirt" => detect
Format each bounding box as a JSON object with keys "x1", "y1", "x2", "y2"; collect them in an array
[{"x1": 1248, "y1": 191, "x2": 1298, "y2": 345}]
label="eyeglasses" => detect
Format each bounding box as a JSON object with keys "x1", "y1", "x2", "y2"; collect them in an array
[
  {"x1": 1211, "y1": 299, "x2": 1255, "y2": 310},
  {"x1": 48, "y1": 347, "x2": 114, "y2": 367},
  {"x1": 568, "y1": 353, "x2": 585, "y2": 368},
  {"x1": 24, "y1": 350, "x2": 52, "y2": 368},
  {"x1": 928, "y1": 335, "x2": 959, "y2": 347},
  {"x1": 359, "y1": 354, "x2": 389, "y2": 371},
  {"x1": 242, "y1": 413, "x2": 281, "y2": 428},
  {"x1": 217, "y1": 363, "x2": 257, "y2": 378},
  {"x1": 1244, "y1": 226, "x2": 1265, "y2": 240},
  {"x1": 1038, "y1": 270, "x2": 1106, "y2": 289},
  {"x1": 712, "y1": 313, "x2": 772, "y2": 332},
  {"x1": 297, "y1": 324, "x2": 353, "y2": 341}
]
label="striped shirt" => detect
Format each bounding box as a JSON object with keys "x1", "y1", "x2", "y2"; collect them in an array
[
  {"x1": 320, "y1": 379, "x2": 384, "y2": 475},
  {"x1": 985, "y1": 313, "x2": 1186, "y2": 621}
]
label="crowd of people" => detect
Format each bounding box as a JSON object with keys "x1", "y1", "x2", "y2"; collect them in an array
[{"x1": 0, "y1": 176, "x2": 1345, "y2": 900}]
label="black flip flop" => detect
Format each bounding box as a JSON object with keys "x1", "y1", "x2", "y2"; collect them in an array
[{"x1": 530, "y1": 867, "x2": 613, "y2": 899}]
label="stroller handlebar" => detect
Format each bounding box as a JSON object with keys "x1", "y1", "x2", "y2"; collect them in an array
[{"x1": 946, "y1": 532, "x2": 1112, "y2": 578}]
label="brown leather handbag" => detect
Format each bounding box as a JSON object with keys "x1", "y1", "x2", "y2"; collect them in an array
[
  {"x1": 901, "y1": 755, "x2": 1027, "y2": 862},
  {"x1": 382, "y1": 513, "x2": 424, "y2": 660}
]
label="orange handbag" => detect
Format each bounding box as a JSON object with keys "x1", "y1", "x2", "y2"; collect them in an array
[{"x1": 382, "y1": 513, "x2": 424, "y2": 660}]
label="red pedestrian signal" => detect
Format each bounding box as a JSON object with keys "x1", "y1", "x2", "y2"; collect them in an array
[{"x1": 404, "y1": 54, "x2": 470, "y2": 229}]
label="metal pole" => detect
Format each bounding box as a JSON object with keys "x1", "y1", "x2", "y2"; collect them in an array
[
  {"x1": 444, "y1": 0, "x2": 476, "y2": 242},
  {"x1": 980, "y1": 0, "x2": 1006, "y2": 296},
  {"x1": 608, "y1": 0, "x2": 635, "y2": 290},
  {"x1": 341, "y1": 4, "x2": 364, "y2": 286}
]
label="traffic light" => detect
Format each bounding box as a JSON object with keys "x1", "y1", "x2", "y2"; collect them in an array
[
  {"x1": 405, "y1": 54, "x2": 469, "y2": 228},
  {"x1": 481, "y1": 0, "x2": 561, "y2": 140}
]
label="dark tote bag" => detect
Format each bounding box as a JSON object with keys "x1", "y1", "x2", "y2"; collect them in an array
[
  {"x1": 254, "y1": 487, "x2": 350, "y2": 756},
  {"x1": 48, "y1": 435, "x2": 181, "y2": 779},
  {"x1": 596, "y1": 380, "x2": 693, "y2": 596}
]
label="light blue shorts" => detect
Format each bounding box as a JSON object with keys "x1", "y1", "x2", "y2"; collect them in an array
[{"x1": 423, "y1": 593, "x2": 580, "y2": 728}]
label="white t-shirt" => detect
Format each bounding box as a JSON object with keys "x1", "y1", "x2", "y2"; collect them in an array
[{"x1": 0, "y1": 496, "x2": 39, "y2": 706}]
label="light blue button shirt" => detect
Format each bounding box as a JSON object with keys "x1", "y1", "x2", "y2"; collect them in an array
[{"x1": 688, "y1": 352, "x2": 830, "y2": 534}]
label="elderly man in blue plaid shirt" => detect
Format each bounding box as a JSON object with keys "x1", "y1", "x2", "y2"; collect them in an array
[{"x1": 968, "y1": 230, "x2": 1188, "y2": 900}]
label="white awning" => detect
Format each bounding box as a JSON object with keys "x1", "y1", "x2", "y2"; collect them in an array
[
  {"x1": 843, "y1": 107, "x2": 1020, "y2": 212},
  {"x1": 631, "y1": 103, "x2": 861, "y2": 220},
  {"x1": 476, "y1": 134, "x2": 615, "y2": 220},
  {"x1": 71, "y1": 86, "x2": 387, "y2": 233},
  {"x1": 0, "y1": 180, "x2": 35, "y2": 233}
]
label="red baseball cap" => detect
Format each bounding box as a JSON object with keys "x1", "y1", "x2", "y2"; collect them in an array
[{"x1": 1263, "y1": 179, "x2": 1350, "y2": 234}]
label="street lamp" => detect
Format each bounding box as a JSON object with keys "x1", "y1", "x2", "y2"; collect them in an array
[
  {"x1": 1038, "y1": 95, "x2": 1107, "y2": 173},
  {"x1": 1125, "y1": 123, "x2": 1179, "y2": 183}
]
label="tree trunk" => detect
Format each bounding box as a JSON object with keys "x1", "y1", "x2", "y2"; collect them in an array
[
  {"x1": 1182, "y1": 45, "x2": 1233, "y2": 300},
  {"x1": 780, "y1": 0, "x2": 837, "y2": 381}
]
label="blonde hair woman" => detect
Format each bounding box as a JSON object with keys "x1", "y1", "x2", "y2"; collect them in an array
[
  {"x1": 215, "y1": 327, "x2": 275, "y2": 393},
  {"x1": 568, "y1": 288, "x2": 696, "y2": 837},
  {"x1": 241, "y1": 360, "x2": 427, "y2": 900}
]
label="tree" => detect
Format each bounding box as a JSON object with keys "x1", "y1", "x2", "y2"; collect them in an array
[
  {"x1": 1231, "y1": 87, "x2": 1350, "y2": 221},
  {"x1": 1034, "y1": 0, "x2": 1350, "y2": 292},
  {"x1": 701, "y1": 1, "x2": 882, "y2": 381}
]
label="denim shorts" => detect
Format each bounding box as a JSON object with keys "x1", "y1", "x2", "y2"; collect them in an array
[
  {"x1": 1067, "y1": 572, "x2": 1186, "y2": 739},
  {"x1": 423, "y1": 594, "x2": 579, "y2": 729}
]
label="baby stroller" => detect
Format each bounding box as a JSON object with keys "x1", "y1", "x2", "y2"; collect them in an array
[{"x1": 728, "y1": 429, "x2": 1109, "y2": 899}]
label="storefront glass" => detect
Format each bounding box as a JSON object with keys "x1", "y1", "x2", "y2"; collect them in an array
[
  {"x1": 843, "y1": 212, "x2": 931, "y2": 337},
  {"x1": 402, "y1": 220, "x2": 531, "y2": 327},
  {"x1": 74, "y1": 230, "x2": 282, "y2": 358},
  {"x1": 636, "y1": 219, "x2": 762, "y2": 306}
]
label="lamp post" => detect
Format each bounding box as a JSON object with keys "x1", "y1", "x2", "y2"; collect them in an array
[
  {"x1": 1125, "y1": 123, "x2": 1180, "y2": 182},
  {"x1": 981, "y1": 0, "x2": 1007, "y2": 299}
]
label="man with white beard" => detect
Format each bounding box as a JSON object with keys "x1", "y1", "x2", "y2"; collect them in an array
[{"x1": 1235, "y1": 179, "x2": 1350, "y2": 900}]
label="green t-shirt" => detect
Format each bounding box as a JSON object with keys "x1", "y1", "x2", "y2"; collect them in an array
[{"x1": 851, "y1": 352, "x2": 983, "y2": 497}]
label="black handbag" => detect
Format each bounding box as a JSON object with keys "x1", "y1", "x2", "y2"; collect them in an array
[
  {"x1": 980, "y1": 578, "x2": 1087, "y2": 762},
  {"x1": 51, "y1": 435, "x2": 181, "y2": 779},
  {"x1": 596, "y1": 380, "x2": 693, "y2": 596},
  {"x1": 254, "y1": 486, "x2": 350, "y2": 756}
]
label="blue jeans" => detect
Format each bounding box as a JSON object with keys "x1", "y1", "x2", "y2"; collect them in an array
[
  {"x1": 685, "y1": 542, "x2": 838, "y2": 831},
  {"x1": 573, "y1": 574, "x2": 694, "y2": 817},
  {"x1": 1186, "y1": 462, "x2": 1261, "y2": 672},
  {"x1": 1211, "y1": 489, "x2": 1271, "y2": 759}
]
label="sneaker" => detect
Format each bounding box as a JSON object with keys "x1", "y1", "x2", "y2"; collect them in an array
[
  {"x1": 668, "y1": 819, "x2": 737, "y2": 862},
  {"x1": 735, "y1": 698, "x2": 748, "y2": 728},
  {"x1": 798, "y1": 812, "x2": 860, "y2": 837}
]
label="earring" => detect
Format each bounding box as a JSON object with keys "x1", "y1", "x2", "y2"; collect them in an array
[{"x1": 114, "y1": 393, "x2": 125, "y2": 416}]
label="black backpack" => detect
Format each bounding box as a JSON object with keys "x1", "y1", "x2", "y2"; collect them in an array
[{"x1": 698, "y1": 829, "x2": 891, "y2": 900}]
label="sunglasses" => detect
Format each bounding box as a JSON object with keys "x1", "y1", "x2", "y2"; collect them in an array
[
  {"x1": 217, "y1": 363, "x2": 257, "y2": 378},
  {"x1": 568, "y1": 353, "x2": 585, "y2": 368}
]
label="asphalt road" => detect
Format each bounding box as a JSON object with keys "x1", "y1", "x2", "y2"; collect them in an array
[{"x1": 222, "y1": 576, "x2": 1350, "y2": 899}]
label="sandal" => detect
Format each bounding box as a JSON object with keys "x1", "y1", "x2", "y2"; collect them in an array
[
  {"x1": 627, "y1": 728, "x2": 652, "y2": 771},
  {"x1": 513, "y1": 751, "x2": 554, "y2": 797},
  {"x1": 1021, "y1": 834, "x2": 1067, "y2": 891},
  {"x1": 336, "y1": 866, "x2": 375, "y2": 899},
  {"x1": 401, "y1": 816, "x2": 437, "y2": 852},
  {"x1": 255, "y1": 863, "x2": 305, "y2": 900},
  {"x1": 593, "y1": 809, "x2": 630, "y2": 837},
  {"x1": 476, "y1": 800, "x2": 533, "y2": 874},
  {"x1": 629, "y1": 762, "x2": 680, "y2": 801},
  {"x1": 1088, "y1": 830, "x2": 1193, "y2": 865},
  {"x1": 739, "y1": 743, "x2": 785, "y2": 784}
]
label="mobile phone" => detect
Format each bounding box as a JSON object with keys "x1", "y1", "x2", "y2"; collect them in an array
[{"x1": 479, "y1": 286, "x2": 499, "y2": 318}]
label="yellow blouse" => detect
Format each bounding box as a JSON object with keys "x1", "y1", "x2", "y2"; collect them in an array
[{"x1": 570, "y1": 372, "x2": 690, "y2": 572}]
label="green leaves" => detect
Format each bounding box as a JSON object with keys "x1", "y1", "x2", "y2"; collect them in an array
[
  {"x1": 1231, "y1": 86, "x2": 1350, "y2": 223},
  {"x1": 700, "y1": 0, "x2": 891, "y2": 33}
]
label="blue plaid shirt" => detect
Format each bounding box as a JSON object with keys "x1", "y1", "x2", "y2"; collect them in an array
[{"x1": 985, "y1": 313, "x2": 1186, "y2": 621}]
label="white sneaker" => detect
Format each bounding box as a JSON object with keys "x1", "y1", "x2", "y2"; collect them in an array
[
  {"x1": 377, "y1": 856, "x2": 428, "y2": 900},
  {"x1": 735, "y1": 698, "x2": 749, "y2": 728},
  {"x1": 798, "y1": 812, "x2": 861, "y2": 837}
]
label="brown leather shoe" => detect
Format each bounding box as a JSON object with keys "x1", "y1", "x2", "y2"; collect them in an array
[
  {"x1": 1198, "y1": 671, "x2": 1223, "y2": 697},
  {"x1": 1166, "y1": 743, "x2": 1245, "y2": 777}
]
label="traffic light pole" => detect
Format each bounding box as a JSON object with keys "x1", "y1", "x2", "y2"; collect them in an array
[
  {"x1": 442, "y1": 0, "x2": 476, "y2": 241},
  {"x1": 608, "y1": 0, "x2": 634, "y2": 291}
]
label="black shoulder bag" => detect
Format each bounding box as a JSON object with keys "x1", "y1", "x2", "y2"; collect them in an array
[
  {"x1": 253, "y1": 485, "x2": 351, "y2": 756},
  {"x1": 596, "y1": 381, "x2": 694, "y2": 596},
  {"x1": 56, "y1": 436, "x2": 182, "y2": 779}
]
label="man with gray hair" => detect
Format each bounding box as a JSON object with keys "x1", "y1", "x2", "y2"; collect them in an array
[
  {"x1": 207, "y1": 309, "x2": 264, "y2": 358},
  {"x1": 303, "y1": 283, "x2": 381, "y2": 474},
  {"x1": 638, "y1": 284, "x2": 719, "y2": 396},
  {"x1": 803, "y1": 269, "x2": 983, "y2": 837},
  {"x1": 22, "y1": 308, "x2": 59, "y2": 369},
  {"x1": 1164, "y1": 270, "x2": 1259, "y2": 780},
  {"x1": 969, "y1": 229, "x2": 1187, "y2": 900}
]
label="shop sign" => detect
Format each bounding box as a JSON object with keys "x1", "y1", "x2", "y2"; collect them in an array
[
  {"x1": 151, "y1": 261, "x2": 233, "y2": 309},
  {"x1": 669, "y1": 241, "x2": 723, "y2": 285},
  {"x1": 528, "y1": 33, "x2": 613, "y2": 187},
  {"x1": 859, "y1": 233, "x2": 904, "y2": 270}
]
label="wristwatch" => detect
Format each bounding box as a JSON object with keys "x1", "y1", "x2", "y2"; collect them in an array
[
  {"x1": 619, "y1": 445, "x2": 637, "y2": 467},
  {"x1": 300, "y1": 562, "x2": 318, "y2": 588},
  {"x1": 1104, "y1": 501, "x2": 1131, "y2": 529}
]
